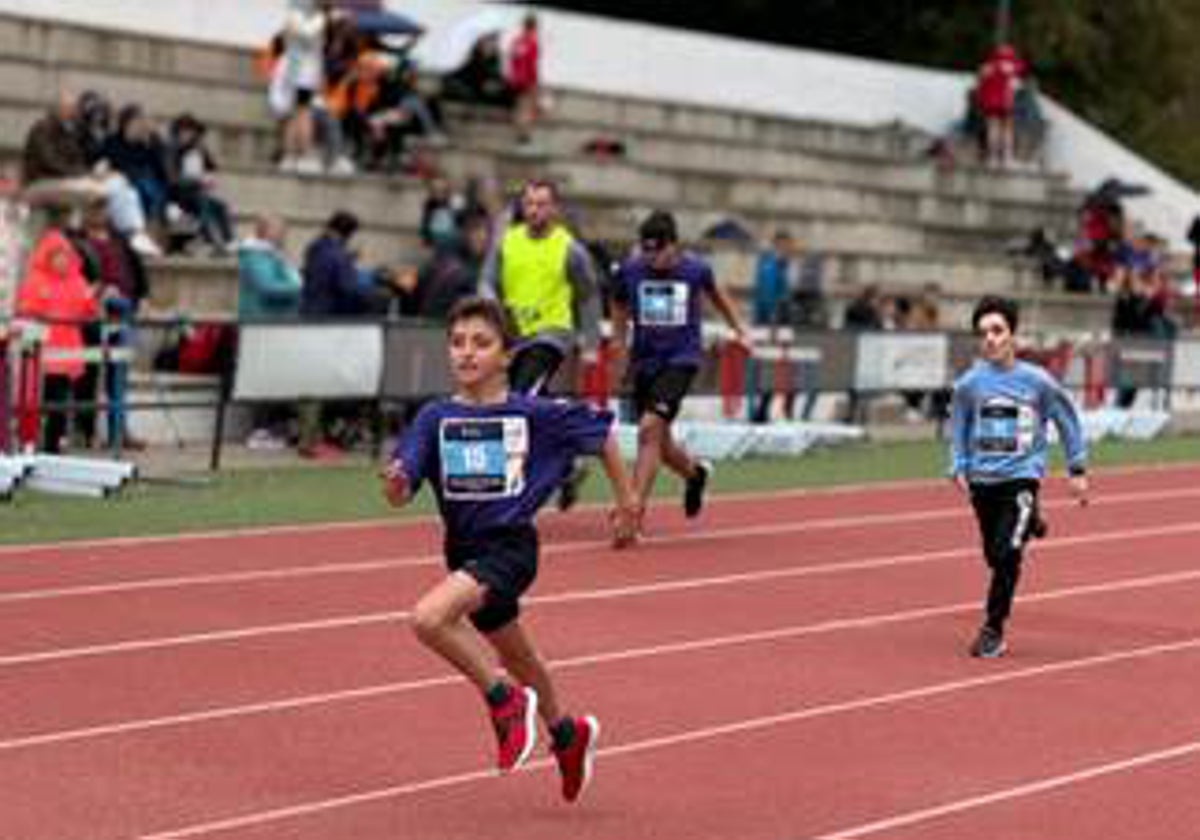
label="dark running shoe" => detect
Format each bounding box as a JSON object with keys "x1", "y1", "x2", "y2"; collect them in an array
[
  {"x1": 557, "y1": 463, "x2": 590, "y2": 512},
  {"x1": 968, "y1": 626, "x2": 1007, "y2": 659},
  {"x1": 553, "y1": 715, "x2": 601, "y2": 802},
  {"x1": 490, "y1": 685, "x2": 539, "y2": 772},
  {"x1": 1029, "y1": 514, "x2": 1048, "y2": 540},
  {"x1": 684, "y1": 460, "x2": 712, "y2": 519}
]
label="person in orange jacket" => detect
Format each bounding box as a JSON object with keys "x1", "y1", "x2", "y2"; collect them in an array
[{"x1": 16, "y1": 227, "x2": 100, "y2": 453}]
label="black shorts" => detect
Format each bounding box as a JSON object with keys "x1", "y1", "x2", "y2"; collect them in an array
[
  {"x1": 633, "y1": 363, "x2": 697, "y2": 422},
  {"x1": 294, "y1": 87, "x2": 315, "y2": 107},
  {"x1": 446, "y1": 526, "x2": 539, "y2": 633},
  {"x1": 509, "y1": 342, "x2": 565, "y2": 396},
  {"x1": 969, "y1": 479, "x2": 1041, "y2": 566}
]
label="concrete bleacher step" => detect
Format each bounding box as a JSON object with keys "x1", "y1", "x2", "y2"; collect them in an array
[{"x1": 441, "y1": 102, "x2": 1072, "y2": 205}]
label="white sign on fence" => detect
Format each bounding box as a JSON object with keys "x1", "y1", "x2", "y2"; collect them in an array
[
  {"x1": 234, "y1": 324, "x2": 383, "y2": 400},
  {"x1": 1171, "y1": 340, "x2": 1200, "y2": 388},
  {"x1": 854, "y1": 333, "x2": 948, "y2": 391}
]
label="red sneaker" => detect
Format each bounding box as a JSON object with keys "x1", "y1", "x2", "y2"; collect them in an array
[
  {"x1": 491, "y1": 686, "x2": 538, "y2": 772},
  {"x1": 553, "y1": 715, "x2": 600, "y2": 802}
]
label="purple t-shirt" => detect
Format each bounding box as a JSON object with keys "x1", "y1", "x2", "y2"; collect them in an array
[
  {"x1": 391, "y1": 393, "x2": 613, "y2": 537},
  {"x1": 615, "y1": 251, "x2": 716, "y2": 368}
]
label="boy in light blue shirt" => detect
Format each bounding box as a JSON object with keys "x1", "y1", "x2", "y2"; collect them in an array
[{"x1": 950, "y1": 295, "x2": 1089, "y2": 658}]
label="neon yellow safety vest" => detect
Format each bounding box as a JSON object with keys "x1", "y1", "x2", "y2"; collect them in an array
[{"x1": 499, "y1": 224, "x2": 574, "y2": 337}]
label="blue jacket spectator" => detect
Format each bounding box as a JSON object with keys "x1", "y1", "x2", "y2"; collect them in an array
[
  {"x1": 300, "y1": 211, "x2": 379, "y2": 316},
  {"x1": 237, "y1": 216, "x2": 302, "y2": 319},
  {"x1": 753, "y1": 229, "x2": 796, "y2": 326}
]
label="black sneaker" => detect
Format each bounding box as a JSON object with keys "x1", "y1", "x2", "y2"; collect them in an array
[
  {"x1": 968, "y1": 625, "x2": 1007, "y2": 659},
  {"x1": 683, "y1": 460, "x2": 712, "y2": 519},
  {"x1": 557, "y1": 463, "x2": 590, "y2": 512},
  {"x1": 1029, "y1": 514, "x2": 1048, "y2": 540}
]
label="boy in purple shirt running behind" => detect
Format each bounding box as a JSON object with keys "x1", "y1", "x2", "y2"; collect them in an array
[
  {"x1": 382, "y1": 296, "x2": 640, "y2": 802},
  {"x1": 611, "y1": 210, "x2": 751, "y2": 527}
]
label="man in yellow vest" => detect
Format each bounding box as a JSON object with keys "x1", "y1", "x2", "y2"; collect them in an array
[{"x1": 480, "y1": 179, "x2": 600, "y2": 508}]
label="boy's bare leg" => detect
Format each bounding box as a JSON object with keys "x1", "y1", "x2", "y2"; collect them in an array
[
  {"x1": 633, "y1": 414, "x2": 666, "y2": 507},
  {"x1": 487, "y1": 620, "x2": 563, "y2": 724},
  {"x1": 661, "y1": 424, "x2": 697, "y2": 479},
  {"x1": 410, "y1": 572, "x2": 497, "y2": 694}
]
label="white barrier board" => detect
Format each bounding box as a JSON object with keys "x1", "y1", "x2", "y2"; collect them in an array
[
  {"x1": 234, "y1": 324, "x2": 383, "y2": 400},
  {"x1": 854, "y1": 333, "x2": 948, "y2": 391}
]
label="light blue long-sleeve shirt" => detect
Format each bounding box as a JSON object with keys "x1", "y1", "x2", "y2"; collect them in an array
[{"x1": 949, "y1": 359, "x2": 1088, "y2": 483}]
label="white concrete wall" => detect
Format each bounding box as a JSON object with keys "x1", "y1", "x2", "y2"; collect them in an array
[{"x1": 1, "y1": 0, "x2": 1194, "y2": 245}]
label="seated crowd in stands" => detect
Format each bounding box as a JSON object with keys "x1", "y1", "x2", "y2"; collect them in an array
[
  {"x1": 21, "y1": 90, "x2": 235, "y2": 257},
  {"x1": 264, "y1": 2, "x2": 542, "y2": 175}
]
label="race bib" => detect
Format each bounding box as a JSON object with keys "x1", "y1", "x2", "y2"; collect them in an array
[
  {"x1": 638, "y1": 280, "x2": 689, "y2": 327},
  {"x1": 976, "y1": 399, "x2": 1034, "y2": 454},
  {"x1": 439, "y1": 416, "x2": 528, "y2": 499}
]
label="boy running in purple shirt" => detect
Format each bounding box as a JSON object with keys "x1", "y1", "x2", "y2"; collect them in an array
[
  {"x1": 611, "y1": 210, "x2": 751, "y2": 526},
  {"x1": 382, "y1": 297, "x2": 640, "y2": 802}
]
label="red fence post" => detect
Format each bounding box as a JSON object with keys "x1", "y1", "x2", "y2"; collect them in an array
[{"x1": 1083, "y1": 346, "x2": 1107, "y2": 409}]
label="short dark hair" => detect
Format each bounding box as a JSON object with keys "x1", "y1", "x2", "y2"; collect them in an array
[
  {"x1": 971, "y1": 295, "x2": 1019, "y2": 333},
  {"x1": 521, "y1": 178, "x2": 559, "y2": 201},
  {"x1": 446, "y1": 296, "x2": 517, "y2": 349},
  {"x1": 327, "y1": 210, "x2": 360, "y2": 239},
  {"x1": 639, "y1": 210, "x2": 679, "y2": 246}
]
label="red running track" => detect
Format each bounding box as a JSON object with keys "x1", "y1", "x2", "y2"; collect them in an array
[{"x1": 2, "y1": 463, "x2": 1200, "y2": 839}]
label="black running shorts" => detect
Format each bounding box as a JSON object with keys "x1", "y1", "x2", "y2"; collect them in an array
[
  {"x1": 445, "y1": 526, "x2": 539, "y2": 633},
  {"x1": 633, "y1": 363, "x2": 697, "y2": 422}
]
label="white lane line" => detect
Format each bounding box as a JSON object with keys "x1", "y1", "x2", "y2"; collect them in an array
[
  {"x1": 7, "y1": 562, "x2": 1200, "y2": 752},
  {"x1": 6, "y1": 483, "x2": 1200, "y2": 605},
  {"x1": 136, "y1": 635, "x2": 1200, "y2": 840},
  {"x1": 812, "y1": 739, "x2": 1200, "y2": 839},
  {"x1": 5, "y1": 459, "x2": 1199, "y2": 556},
  {"x1": 5, "y1": 517, "x2": 1200, "y2": 669}
]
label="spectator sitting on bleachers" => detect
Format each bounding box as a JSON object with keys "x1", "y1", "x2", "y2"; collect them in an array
[
  {"x1": 21, "y1": 92, "x2": 91, "y2": 189},
  {"x1": 21, "y1": 92, "x2": 161, "y2": 257},
  {"x1": 75, "y1": 90, "x2": 114, "y2": 167},
  {"x1": 1076, "y1": 183, "x2": 1127, "y2": 293},
  {"x1": 237, "y1": 215, "x2": 303, "y2": 320},
  {"x1": 237, "y1": 215, "x2": 303, "y2": 450},
  {"x1": 101, "y1": 105, "x2": 171, "y2": 231},
  {"x1": 420, "y1": 175, "x2": 461, "y2": 251},
  {"x1": 459, "y1": 174, "x2": 507, "y2": 243},
  {"x1": 298, "y1": 210, "x2": 402, "y2": 457},
  {"x1": 355, "y1": 55, "x2": 445, "y2": 172},
  {"x1": 399, "y1": 212, "x2": 488, "y2": 321},
  {"x1": 441, "y1": 31, "x2": 515, "y2": 109},
  {"x1": 165, "y1": 114, "x2": 234, "y2": 255}
]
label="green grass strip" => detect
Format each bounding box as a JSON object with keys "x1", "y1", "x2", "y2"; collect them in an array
[{"x1": 2, "y1": 435, "x2": 1197, "y2": 546}]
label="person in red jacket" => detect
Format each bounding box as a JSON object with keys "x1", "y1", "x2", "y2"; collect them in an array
[
  {"x1": 507, "y1": 13, "x2": 541, "y2": 145},
  {"x1": 976, "y1": 43, "x2": 1026, "y2": 167},
  {"x1": 16, "y1": 227, "x2": 100, "y2": 453}
]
